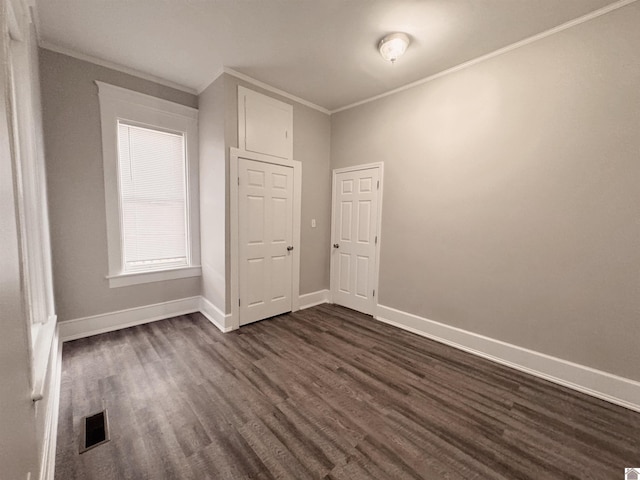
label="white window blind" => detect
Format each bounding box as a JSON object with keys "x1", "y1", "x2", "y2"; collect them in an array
[{"x1": 117, "y1": 122, "x2": 188, "y2": 272}]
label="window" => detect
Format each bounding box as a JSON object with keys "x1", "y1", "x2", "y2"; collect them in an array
[
  {"x1": 118, "y1": 123, "x2": 188, "y2": 271},
  {"x1": 97, "y1": 82, "x2": 200, "y2": 288}
]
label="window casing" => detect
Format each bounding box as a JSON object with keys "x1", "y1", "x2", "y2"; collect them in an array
[{"x1": 97, "y1": 82, "x2": 200, "y2": 288}]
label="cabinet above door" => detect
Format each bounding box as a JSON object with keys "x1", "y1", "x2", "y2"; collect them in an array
[{"x1": 238, "y1": 86, "x2": 293, "y2": 160}]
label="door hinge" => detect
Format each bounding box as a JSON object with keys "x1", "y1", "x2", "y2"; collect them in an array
[
  {"x1": 377, "y1": 180, "x2": 380, "y2": 190},
  {"x1": 238, "y1": 177, "x2": 240, "y2": 186},
  {"x1": 373, "y1": 289, "x2": 375, "y2": 297},
  {"x1": 375, "y1": 236, "x2": 378, "y2": 245},
  {"x1": 238, "y1": 298, "x2": 241, "y2": 307}
]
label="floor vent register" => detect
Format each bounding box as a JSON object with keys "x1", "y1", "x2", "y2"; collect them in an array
[{"x1": 80, "y1": 409, "x2": 110, "y2": 453}]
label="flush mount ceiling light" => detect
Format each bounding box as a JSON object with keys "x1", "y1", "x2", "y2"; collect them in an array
[{"x1": 378, "y1": 32, "x2": 410, "y2": 64}]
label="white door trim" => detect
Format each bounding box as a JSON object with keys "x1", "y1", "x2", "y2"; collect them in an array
[
  {"x1": 330, "y1": 162, "x2": 384, "y2": 316},
  {"x1": 230, "y1": 147, "x2": 301, "y2": 329}
]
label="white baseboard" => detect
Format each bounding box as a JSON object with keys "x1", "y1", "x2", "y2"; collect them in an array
[
  {"x1": 59, "y1": 291, "x2": 330, "y2": 342},
  {"x1": 376, "y1": 304, "x2": 640, "y2": 413},
  {"x1": 299, "y1": 289, "x2": 331, "y2": 309},
  {"x1": 39, "y1": 329, "x2": 62, "y2": 480},
  {"x1": 59, "y1": 296, "x2": 200, "y2": 341},
  {"x1": 199, "y1": 296, "x2": 233, "y2": 332},
  {"x1": 56, "y1": 294, "x2": 640, "y2": 413}
]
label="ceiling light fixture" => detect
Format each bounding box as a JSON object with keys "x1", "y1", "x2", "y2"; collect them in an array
[{"x1": 378, "y1": 32, "x2": 410, "y2": 64}]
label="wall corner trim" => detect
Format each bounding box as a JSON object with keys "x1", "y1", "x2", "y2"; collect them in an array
[
  {"x1": 299, "y1": 290, "x2": 331, "y2": 310},
  {"x1": 375, "y1": 304, "x2": 640, "y2": 413},
  {"x1": 199, "y1": 296, "x2": 234, "y2": 333}
]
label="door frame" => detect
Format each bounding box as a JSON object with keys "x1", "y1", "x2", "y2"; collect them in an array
[
  {"x1": 329, "y1": 162, "x2": 384, "y2": 316},
  {"x1": 230, "y1": 147, "x2": 302, "y2": 329}
]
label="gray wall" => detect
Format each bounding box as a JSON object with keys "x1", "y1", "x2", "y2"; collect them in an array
[
  {"x1": 331, "y1": 3, "x2": 640, "y2": 381},
  {"x1": 223, "y1": 74, "x2": 332, "y2": 299},
  {"x1": 199, "y1": 75, "x2": 227, "y2": 312},
  {"x1": 198, "y1": 73, "x2": 331, "y2": 313},
  {"x1": 39, "y1": 49, "x2": 201, "y2": 321}
]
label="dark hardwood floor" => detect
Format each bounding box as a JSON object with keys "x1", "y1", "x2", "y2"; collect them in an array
[{"x1": 55, "y1": 304, "x2": 640, "y2": 479}]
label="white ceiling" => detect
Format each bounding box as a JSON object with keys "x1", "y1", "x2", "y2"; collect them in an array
[{"x1": 34, "y1": 0, "x2": 621, "y2": 111}]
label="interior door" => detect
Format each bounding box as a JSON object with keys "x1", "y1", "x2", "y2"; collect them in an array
[
  {"x1": 239, "y1": 158, "x2": 294, "y2": 325},
  {"x1": 331, "y1": 166, "x2": 381, "y2": 315}
]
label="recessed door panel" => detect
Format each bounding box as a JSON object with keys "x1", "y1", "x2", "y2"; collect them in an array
[
  {"x1": 270, "y1": 255, "x2": 288, "y2": 301},
  {"x1": 355, "y1": 256, "x2": 369, "y2": 298},
  {"x1": 247, "y1": 169, "x2": 265, "y2": 187},
  {"x1": 339, "y1": 253, "x2": 351, "y2": 293},
  {"x1": 357, "y1": 201, "x2": 371, "y2": 243},
  {"x1": 247, "y1": 258, "x2": 265, "y2": 306},
  {"x1": 359, "y1": 177, "x2": 372, "y2": 193},
  {"x1": 271, "y1": 197, "x2": 287, "y2": 243},
  {"x1": 272, "y1": 172, "x2": 287, "y2": 190},
  {"x1": 340, "y1": 202, "x2": 352, "y2": 242},
  {"x1": 247, "y1": 196, "x2": 265, "y2": 244}
]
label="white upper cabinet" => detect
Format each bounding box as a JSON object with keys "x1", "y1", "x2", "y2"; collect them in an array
[{"x1": 238, "y1": 86, "x2": 293, "y2": 160}]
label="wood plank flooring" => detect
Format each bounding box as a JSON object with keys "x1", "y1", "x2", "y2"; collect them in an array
[{"x1": 55, "y1": 304, "x2": 640, "y2": 479}]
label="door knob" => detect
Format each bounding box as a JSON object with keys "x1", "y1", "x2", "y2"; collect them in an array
[
  {"x1": 287, "y1": 246, "x2": 294, "y2": 251},
  {"x1": 333, "y1": 243, "x2": 339, "y2": 249}
]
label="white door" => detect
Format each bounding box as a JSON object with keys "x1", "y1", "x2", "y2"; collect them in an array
[
  {"x1": 239, "y1": 158, "x2": 294, "y2": 325},
  {"x1": 330, "y1": 166, "x2": 381, "y2": 315}
]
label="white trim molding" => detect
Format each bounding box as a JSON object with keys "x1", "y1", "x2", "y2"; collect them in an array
[
  {"x1": 39, "y1": 330, "x2": 62, "y2": 480},
  {"x1": 58, "y1": 292, "x2": 329, "y2": 341},
  {"x1": 299, "y1": 290, "x2": 331, "y2": 310},
  {"x1": 376, "y1": 304, "x2": 640, "y2": 413},
  {"x1": 198, "y1": 67, "x2": 330, "y2": 115},
  {"x1": 55, "y1": 295, "x2": 640, "y2": 413},
  {"x1": 107, "y1": 265, "x2": 202, "y2": 288},
  {"x1": 59, "y1": 296, "x2": 200, "y2": 342},
  {"x1": 96, "y1": 81, "x2": 198, "y2": 118},
  {"x1": 196, "y1": 66, "x2": 225, "y2": 93},
  {"x1": 96, "y1": 81, "x2": 201, "y2": 289},
  {"x1": 30, "y1": 315, "x2": 57, "y2": 402},
  {"x1": 199, "y1": 296, "x2": 233, "y2": 333}
]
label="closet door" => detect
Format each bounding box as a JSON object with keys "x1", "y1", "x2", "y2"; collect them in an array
[
  {"x1": 330, "y1": 166, "x2": 382, "y2": 315},
  {"x1": 238, "y1": 158, "x2": 294, "y2": 325}
]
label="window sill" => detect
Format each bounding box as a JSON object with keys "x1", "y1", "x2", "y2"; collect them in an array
[{"x1": 107, "y1": 265, "x2": 202, "y2": 288}]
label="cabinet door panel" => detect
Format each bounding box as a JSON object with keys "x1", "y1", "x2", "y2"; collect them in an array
[{"x1": 239, "y1": 86, "x2": 293, "y2": 160}]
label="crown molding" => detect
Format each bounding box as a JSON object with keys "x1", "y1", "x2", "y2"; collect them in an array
[
  {"x1": 224, "y1": 67, "x2": 330, "y2": 114},
  {"x1": 38, "y1": 41, "x2": 198, "y2": 95},
  {"x1": 331, "y1": 0, "x2": 639, "y2": 114},
  {"x1": 198, "y1": 66, "x2": 330, "y2": 115},
  {"x1": 196, "y1": 66, "x2": 225, "y2": 94},
  {"x1": 36, "y1": 0, "x2": 636, "y2": 114}
]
